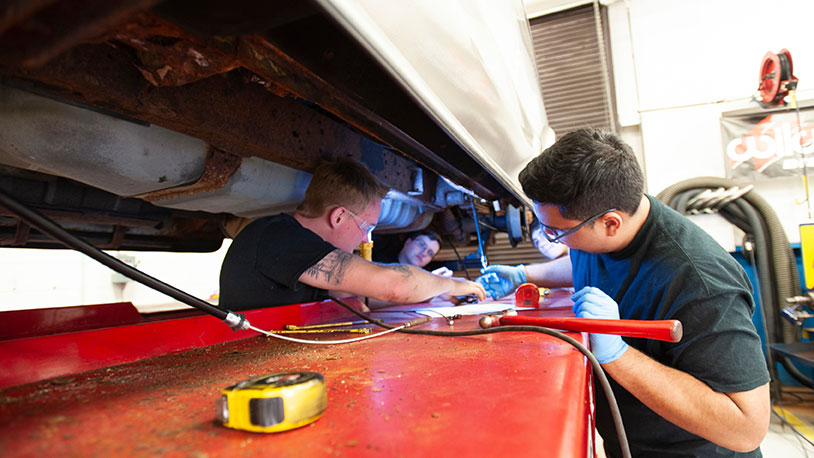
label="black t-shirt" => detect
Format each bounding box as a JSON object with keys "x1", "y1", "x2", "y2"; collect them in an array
[
  {"x1": 218, "y1": 214, "x2": 336, "y2": 311},
  {"x1": 571, "y1": 195, "x2": 769, "y2": 458}
]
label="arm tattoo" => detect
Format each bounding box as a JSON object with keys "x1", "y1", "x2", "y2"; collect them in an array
[
  {"x1": 386, "y1": 264, "x2": 414, "y2": 279},
  {"x1": 305, "y1": 250, "x2": 352, "y2": 286}
]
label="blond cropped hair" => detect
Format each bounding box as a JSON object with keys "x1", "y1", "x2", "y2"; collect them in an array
[{"x1": 296, "y1": 158, "x2": 390, "y2": 218}]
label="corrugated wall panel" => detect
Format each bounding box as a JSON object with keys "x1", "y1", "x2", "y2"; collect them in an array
[{"x1": 530, "y1": 4, "x2": 615, "y2": 136}]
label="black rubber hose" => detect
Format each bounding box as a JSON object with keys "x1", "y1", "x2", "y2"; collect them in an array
[
  {"x1": 0, "y1": 187, "x2": 231, "y2": 321},
  {"x1": 727, "y1": 199, "x2": 778, "y2": 340},
  {"x1": 717, "y1": 202, "x2": 751, "y2": 232}
]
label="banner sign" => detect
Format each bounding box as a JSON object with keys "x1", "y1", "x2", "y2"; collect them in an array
[{"x1": 721, "y1": 108, "x2": 814, "y2": 181}]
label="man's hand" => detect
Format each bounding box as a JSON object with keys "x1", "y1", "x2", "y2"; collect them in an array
[
  {"x1": 448, "y1": 277, "x2": 486, "y2": 301},
  {"x1": 475, "y1": 264, "x2": 526, "y2": 299},
  {"x1": 571, "y1": 286, "x2": 629, "y2": 364}
]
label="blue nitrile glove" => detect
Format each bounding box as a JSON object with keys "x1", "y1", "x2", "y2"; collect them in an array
[
  {"x1": 475, "y1": 264, "x2": 526, "y2": 299},
  {"x1": 571, "y1": 286, "x2": 629, "y2": 364}
]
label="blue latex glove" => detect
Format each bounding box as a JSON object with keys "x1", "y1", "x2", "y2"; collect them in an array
[
  {"x1": 571, "y1": 286, "x2": 629, "y2": 364},
  {"x1": 475, "y1": 264, "x2": 526, "y2": 299}
]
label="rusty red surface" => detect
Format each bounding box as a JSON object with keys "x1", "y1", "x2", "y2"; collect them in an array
[
  {"x1": 0, "y1": 292, "x2": 594, "y2": 457},
  {"x1": 0, "y1": 298, "x2": 363, "y2": 389}
]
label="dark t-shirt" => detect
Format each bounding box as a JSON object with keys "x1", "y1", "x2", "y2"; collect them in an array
[
  {"x1": 571, "y1": 195, "x2": 769, "y2": 457},
  {"x1": 218, "y1": 214, "x2": 336, "y2": 311}
]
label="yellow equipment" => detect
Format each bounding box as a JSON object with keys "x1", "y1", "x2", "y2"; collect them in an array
[{"x1": 216, "y1": 371, "x2": 327, "y2": 433}]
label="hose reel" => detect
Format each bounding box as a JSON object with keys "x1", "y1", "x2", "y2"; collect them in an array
[{"x1": 759, "y1": 49, "x2": 798, "y2": 107}]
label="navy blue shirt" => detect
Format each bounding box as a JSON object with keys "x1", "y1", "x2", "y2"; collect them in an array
[{"x1": 571, "y1": 195, "x2": 769, "y2": 457}]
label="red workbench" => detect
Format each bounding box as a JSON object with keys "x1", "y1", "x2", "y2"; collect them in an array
[{"x1": 0, "y1": 290, "x2": 594, "y2": 457}]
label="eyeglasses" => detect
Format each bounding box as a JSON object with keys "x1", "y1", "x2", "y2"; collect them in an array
[
  {"x1": 539, "y1": 208, "x2": 616, "y2": 243},
  {"x1": 344, "y1": 208, "x2": 376, "y2": 237}
]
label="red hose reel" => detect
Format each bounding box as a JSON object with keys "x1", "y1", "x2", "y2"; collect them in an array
[{"x1": 759, "y1": 48, "x2": 798, "y2": 106}]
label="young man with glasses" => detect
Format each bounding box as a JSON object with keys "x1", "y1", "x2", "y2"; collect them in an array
[
  {"x1": 219, "y1": 158, "x2": 485, "y2": 311},
  {"x1": 477, "y1": 128, "x2": 769, "y2": 456}
]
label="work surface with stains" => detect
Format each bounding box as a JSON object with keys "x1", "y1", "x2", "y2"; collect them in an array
[{"x1": 0, "y1": 292, "x2": 592, "y2": 457}]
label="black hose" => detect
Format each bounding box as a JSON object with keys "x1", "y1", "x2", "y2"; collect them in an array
[
  {"x1": 718, "y1": 203, "x2": 751, "y2": 232},
  {"x1": 444, "y1": 234, "x2": 473, "y2": 281},
  {"x1": 0, "y1": 187, "x2": 232, "y2": 321},
  {"x1": 722, "y1": 199, "x2": 782, "y2": 386},
  {"x1": 729, "y1": 199, "x2": 778, "y2": 340},
  {"x1": 329, "y1": 296, "x2": 632, "y2": 458}
]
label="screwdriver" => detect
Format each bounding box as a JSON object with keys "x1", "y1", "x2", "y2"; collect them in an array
[
  {"x1": 269, "y1": 327, "x2": 372, "y2": 334},
  {"x1": 284, "y1": 321, "x2": 368, "y2": 330}
]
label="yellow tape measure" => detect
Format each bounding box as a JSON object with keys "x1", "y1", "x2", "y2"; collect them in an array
[{"x1": 216, "y1": 371, "x2": 327, "y2": 433}]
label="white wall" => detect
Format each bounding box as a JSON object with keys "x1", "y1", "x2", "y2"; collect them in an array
[
  {"x1": 0, "y1": 241, "x2": 230, "y2": 312},
  {"x1": 607, "y1": 0, "x2": 814, "y2": 248}
]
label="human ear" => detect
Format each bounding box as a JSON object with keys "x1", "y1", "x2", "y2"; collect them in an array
[
  {"x1": 603, "y1": 212, "x2": 622, "y2": 237},
  {"x1": 328, "y1": 207, "x2": 345, "y2": 228}
]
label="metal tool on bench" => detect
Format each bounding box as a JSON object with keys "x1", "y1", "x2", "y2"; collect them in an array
[
  {"x1": 269, "y1": 328, "x2": 372, "y2": 334},
  {"x1": 284, "y1": 321, "x2": 368, "y2": 330}
]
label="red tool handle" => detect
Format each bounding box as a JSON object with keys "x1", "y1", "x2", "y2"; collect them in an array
[{"x1": 499, "y1": 315, "x2": 682, "y2": 342}]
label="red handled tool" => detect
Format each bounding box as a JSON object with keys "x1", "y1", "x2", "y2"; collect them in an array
[{"x1": 480, "y1": 312, "x2": 682, "y2": 343}]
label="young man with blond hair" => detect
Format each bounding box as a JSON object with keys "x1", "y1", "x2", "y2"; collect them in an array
[{"x1": 220, "y1": 157, "x2": 485, "y2": 310}]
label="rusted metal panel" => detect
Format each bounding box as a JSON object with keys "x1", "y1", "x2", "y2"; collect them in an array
[
  {"x1": 238, "y1": 35, "x2": 464, "y2": 179},
  {"x1": 238, "y1": 33, "x2": 502, "y2": 201},
  {"x1": 135, "y1": 148, "x2": 243, "y2": 201},
  {"x1": 0, "y1": 3, "x2": 502, "y2": 200},
  {"x1": 0, "y1": 0, "x2": 162, "y2": 68},
  {"x1": 0, "y1": 0, "x2": 58, "y2": 36},
  {"x1": 103, "y1": 11, "x2": 241, "y2": 87},
  {"x1": 2, "y1": 42, "x2": 415, "y2": 193}
]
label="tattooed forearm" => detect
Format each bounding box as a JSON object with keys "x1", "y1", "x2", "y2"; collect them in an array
[
  {"x1": 305, "y1": 250, "x2": 353, "y2": 285},
  {"x1": 386, "y1": 264, "x2": 414, "y2": 280}
]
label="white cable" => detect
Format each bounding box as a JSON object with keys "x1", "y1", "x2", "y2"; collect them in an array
[{"x1": 247, "y1": 324, "x2": 405, "y2": 345}]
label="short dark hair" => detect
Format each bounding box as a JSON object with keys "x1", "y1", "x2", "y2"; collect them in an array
[
  {"x1": 518, "y1": 128, "x2": 644, "y2": 219},
  {"x1": 408, "y1": 230, "x2": 441, "y2": 245},
  {"x1": 297, "y1": 157, "x2": 390, "y2": 218}
]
